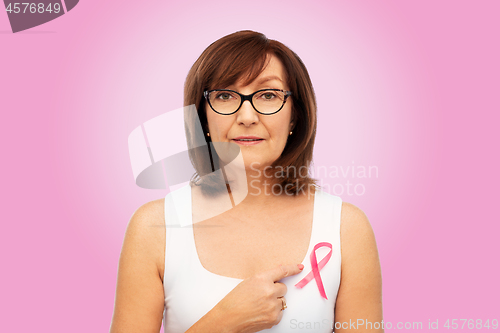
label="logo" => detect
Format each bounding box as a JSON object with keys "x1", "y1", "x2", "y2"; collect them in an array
[{"x1": 4, "y1": 0, "x2": 79, "y2": 33}]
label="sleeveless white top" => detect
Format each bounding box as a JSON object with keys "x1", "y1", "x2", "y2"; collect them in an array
[{"x1": 162, "y1": 184, "x2": 343, "y2": 332}]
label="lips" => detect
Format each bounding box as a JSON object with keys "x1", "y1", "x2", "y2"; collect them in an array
[
  {"x1": 233, "y1": 139, "x2": 263, "y2": 141},
  {"x1": 232, "y1": 136, "x2": 264, "y2": 142},
  {"x1": 232, "y1": 136, "x2": 264, "y2": 145}
]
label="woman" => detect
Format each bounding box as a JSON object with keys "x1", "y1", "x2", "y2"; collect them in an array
[{"x1": 110, "y1": 30, "x2": 383, "y2": 333}]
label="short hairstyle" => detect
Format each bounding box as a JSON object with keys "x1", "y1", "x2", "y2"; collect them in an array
[{"x1": 184, "y1": 30, "x2": 318, "y2": 195}]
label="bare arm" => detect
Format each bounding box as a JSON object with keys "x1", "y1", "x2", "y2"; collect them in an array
[
  {"x1": 334, "y1": 202, "x2": 384, "y2": 333},
  {"x1": 109, "y1": 200, "x2": 166, "y2": 333}
]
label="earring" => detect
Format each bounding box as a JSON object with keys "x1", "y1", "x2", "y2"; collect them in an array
[
  {"x1": 289, "y1": 131, "x2": 293, "y2": 135},
  {"x1": 207, "y1": 133, "x2": 210, "y2": 137}
]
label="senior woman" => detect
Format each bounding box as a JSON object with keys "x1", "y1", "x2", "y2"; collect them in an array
[{"x1": 110, "y1": 30, "x2": 383, "y2": 333}]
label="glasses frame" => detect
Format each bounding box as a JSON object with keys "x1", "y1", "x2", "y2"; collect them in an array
[{"x1": 203, "y1": 88, "x2": 292, "y2": 115}]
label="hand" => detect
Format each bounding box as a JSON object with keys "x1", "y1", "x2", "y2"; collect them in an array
[{"x1": 213, "y1": 264, "x2": 304, "y2": 333}]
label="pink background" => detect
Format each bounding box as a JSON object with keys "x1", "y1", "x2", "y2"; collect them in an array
[{"x1": 1, "y1": 0, "x2": 498, "y2": 331}]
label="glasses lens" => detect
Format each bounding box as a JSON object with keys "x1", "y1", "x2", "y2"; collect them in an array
[
  {"x1": 253, "y1": 90, "x2": 286, "y2": 114},
  {"x1": 208, "y1": 90, "x2": 241, "y2": 114}
]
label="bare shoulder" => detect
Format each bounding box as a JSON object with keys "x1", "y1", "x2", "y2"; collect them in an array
[
  {"x1": 340, "y1": 202, "x2": 377, "y2": 252},
  {"x1": 338, "y1": 201, "x2": 381, "y2": 283},
  {"x1": 127, "y1": 198, "x2": 165, "y2": 239},
  {"x1": 131, "y1": 198, "x2": 165, "y2": 224},
  {"x1": 126, "y1": 198, "x2": 166, "y2": 279}
]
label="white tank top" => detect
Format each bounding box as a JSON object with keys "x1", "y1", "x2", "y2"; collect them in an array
[{"x1": 162, "y1": 184, "x2": 342, "y2": 333}]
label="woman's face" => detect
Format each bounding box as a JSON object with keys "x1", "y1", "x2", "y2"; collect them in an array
[{"x1": 205, "y1": 54, "x2": 294, "y2": 172}]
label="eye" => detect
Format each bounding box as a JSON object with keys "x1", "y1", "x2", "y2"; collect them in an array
[
  {"x1": 259, "y1": 91, "x2": 276, "y2": 101},
  {"x1": 255, "y1": 90, "x2": 283, "y2": 102},
  {"x1": 214, "y1": 91, "x2": 237, "y2": 101}
]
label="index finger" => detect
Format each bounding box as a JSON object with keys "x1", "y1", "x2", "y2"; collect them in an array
[{"x1": 266, "y1": 264, "x2": 304, "y2": 282}]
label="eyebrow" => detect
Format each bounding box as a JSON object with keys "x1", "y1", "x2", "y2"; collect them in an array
[
  {"x1": 224, "y1": 75, "x2": 284, "y2": 91},
  {"x1": 255, "y1": 76, "x2": 283, "y2": 84}
]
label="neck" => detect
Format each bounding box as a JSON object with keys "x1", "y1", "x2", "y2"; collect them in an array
[{"x1": 222, "y1": 162, "x2": 299, "y2": 207}]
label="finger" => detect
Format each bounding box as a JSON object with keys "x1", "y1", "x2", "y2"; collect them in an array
[
  {"x1": 275, "y1": 306, "x2": 284, "y2": 324},
  {"x1": 273, "y1": 282, "x2": 287, "y2": 297},
  {"x1": 268, "y1": 264, "x2": 304, "y2": 282}
]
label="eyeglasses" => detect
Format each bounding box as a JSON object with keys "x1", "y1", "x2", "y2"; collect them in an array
[{"x1": 203, "y1": 89, "x2": 292, "y2": 115}]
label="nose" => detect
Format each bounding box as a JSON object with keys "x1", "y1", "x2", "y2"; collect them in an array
[{"x1": 236, "y1": 100, "x2": 260, "y2": 127}]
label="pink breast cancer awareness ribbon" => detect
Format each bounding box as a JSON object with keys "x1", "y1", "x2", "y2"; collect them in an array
[{"x1": 295, "y1": 242, "x2": 333, "y2": 300}]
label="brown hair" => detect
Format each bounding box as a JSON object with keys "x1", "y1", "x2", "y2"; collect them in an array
[{"x1": 184, "y1": 30, "x2": 319, "y2": 195}]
